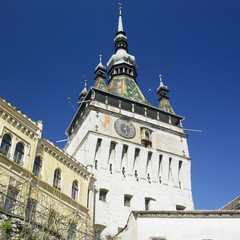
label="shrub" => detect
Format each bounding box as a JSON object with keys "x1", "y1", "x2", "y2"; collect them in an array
[{"x1": 1, "y1": 221, "x2": 12, "y2": 235}]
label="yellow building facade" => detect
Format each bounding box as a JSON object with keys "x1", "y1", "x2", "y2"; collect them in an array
[{"x1": 0, "y1": 96, "x2": 95, "y2": 239}]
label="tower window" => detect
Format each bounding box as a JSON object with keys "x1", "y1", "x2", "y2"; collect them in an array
[
  {"x1": 178, "y1": 160, "x2": 183, "y2": 188},
  {"x1": 145, "y1": 131, "x2": 149, "y2": 139},
  {"x1": 13, "y1": 142, "x2": 24, "y2": 164},
  {"x1": 95, "y1": 160, "x2": 98, "y2": 170},
  {"x1": 94, "y1": 138, "x2": 102, "y2": 169},
  {"x1": 145, "y1": 197, "x2": 155, "y2": 210},
  {"x1": 141, "y1": 128, "x2": 152, "y2": 149},
  {"x1": 168, "y1": 157, "x2": 172, "y2": 182},
  {"x1": 99, "y1": 189, "x2": 108, "y2": 202},
  {"x1": 158, "y1": 155, "x2": 163, "y2": 183},
  {"x1": 0, "y1": 134, "x2": 11, "y2": 157},
  {"x1": 124, "y1": 195, "x2": 132, "y2": 207},
  {"x1": 145, "y1": 198, "x2": 150, "y2": 210}
]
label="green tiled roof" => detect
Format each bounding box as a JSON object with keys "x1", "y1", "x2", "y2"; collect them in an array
[
  {"x1": 94, "y1": 77, "x2": 108, "y2": 91},
  {"x1": 159, "y1": 98, "x2": 175, "y2": 114},
  {"x1": 108, "y1": 76, "x2": 150, "y2": 105}
]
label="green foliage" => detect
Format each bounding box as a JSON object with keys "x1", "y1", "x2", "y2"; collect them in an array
[{"x1": 1, "y1": 221, "x2": 12, "y2": 235}]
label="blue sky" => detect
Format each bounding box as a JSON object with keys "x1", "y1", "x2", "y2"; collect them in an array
[{"x1": 1, "y1": 0, "x2": 240, "y2": 210}]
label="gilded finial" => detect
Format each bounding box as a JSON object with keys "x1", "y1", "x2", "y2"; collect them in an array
[{"x1": 119, "y1": 3, "x2": 122, "y2": 13}]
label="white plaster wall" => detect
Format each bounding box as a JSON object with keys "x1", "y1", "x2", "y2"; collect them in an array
[
  {"x1": 132, "y1": 216, "x2": 240, "y2": 240},
  {"x1": 65, "y1": 103, "x2": 194, "y2": 237}
]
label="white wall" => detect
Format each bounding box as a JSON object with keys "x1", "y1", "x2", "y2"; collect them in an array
[
  {"x1": 116, "y1": 212, "x2": 240, "y2": 240},
  {"x1": 65, "y1": 102, "x2": 194, "y2": 238}
]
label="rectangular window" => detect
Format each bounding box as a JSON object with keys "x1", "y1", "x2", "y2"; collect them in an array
[
  {"x1": 168, "y1": 157, "x2": 172, "y2": 181},
  {"x1": 145, "y1": 198, "x2": 150, "y2": 210},
  {"x1": 4, "y1": 186, "x2": 19, "y2": 213},
  {"x1": 124, "y1": 195, "x2": 132, "y2": 207},
  {"x1": 67, "y1": 222, "x2": 77, "y2": 240},
  {"x1": 121, "y1": 145, "x2": 128, "y2": 176},
  {"x1": 48, "y1": 210, "x2": 57, "y2": 231},
  {"x1": 146, "y1": 152, "x2": 152, "y2": 179},
  {"x1": 99, "y1": 189, "x2": 108, "y2": 202},
  {"x1": 25, "y1": 198, "x2": 37, "y2": 220},
  {"x1": 178, "y1": 160, "x2": 183, "y2": 188},
  {"x1": 108, "y1": 142, "x2": 116, "y2": 167},
  {"x1": 158, "y1": 155, "x2": 163, "y2": 183},
  {"x1": 94, "y1": 138, "x2": 102, "y2": 169},
  {"x1": 87, "y1": 189, "x2": 90, "y2": 208},
  {"x1": 95, "y1": 160, "x2": 98, "y2": 170}
]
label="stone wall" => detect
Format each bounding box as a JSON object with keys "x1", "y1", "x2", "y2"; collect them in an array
[{"x1": 0, "y1": 210, "x2": 61, "y2": 240}]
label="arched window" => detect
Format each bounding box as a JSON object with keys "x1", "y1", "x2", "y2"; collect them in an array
[
  {"x1": 53, "y1": 169, "x2": 61, "y2": 189},
  {"x1": 33, "y1": 156, "x2": 42, "y2": 177},
  {"x1": 0, "y1": 134, "x2": 11, "y2": 157},
  {"x1": 14, "y1": 143, "x2": 24, "y2": 164},
  {"x1": 71, "y1": 180, "x2": 78, "y2": 200}
]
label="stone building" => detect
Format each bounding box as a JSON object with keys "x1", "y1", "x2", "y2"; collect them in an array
[
  {"x1": 64, "y1": 6, "x2": 194, "y2": 237},
  {"x1": 0, "y1": 96, "x2": 95, "y2": 239}
]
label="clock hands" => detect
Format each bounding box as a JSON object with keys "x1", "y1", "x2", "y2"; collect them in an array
[{"x1": 124, "y1": 123, "x2": 129, "y2": 135}]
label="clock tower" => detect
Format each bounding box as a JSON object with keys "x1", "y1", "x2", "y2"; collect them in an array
[{"x1": 64, "y1": 6, "x2": 194, "y2": 238}]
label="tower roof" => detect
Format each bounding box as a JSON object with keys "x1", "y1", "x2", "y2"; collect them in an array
[
  {"x1": 107, "y1": 5, "x2": 138, "y2": 81},
  {"x1": 106, "y1": 5, "x2": 149, "y2": 105},
  {"x1": 157, "y1": 75, "x2": 175, "y2": 114},
  {"x1": 78, "y1": 79, "x2": 88, "y2": 101},
  {"x1": 94, "y1": 54, "x2": 108, "y2": 91}
]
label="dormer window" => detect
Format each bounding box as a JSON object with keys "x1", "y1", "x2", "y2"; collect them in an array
[{"x1": 141, "y1": 128, "x2": 152, "y2": 149}]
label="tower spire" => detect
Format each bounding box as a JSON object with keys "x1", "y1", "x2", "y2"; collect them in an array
[
  {"x1": 107, "y1": 4, "x2": 138, "y2": 81},
  {"x1": 118, "y1": 3, "x2": 123, "y2": 32}
]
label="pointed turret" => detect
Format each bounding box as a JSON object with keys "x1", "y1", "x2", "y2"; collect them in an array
[
  {"x1": 78, "y1": 79, "x2": 88, "y2": 103},
  {"x1": 157, "y1": 75, "x2": 175, "y2": 114},
  {"x1": 94, "y1": 54, "x2": 108, "y2": 91}
]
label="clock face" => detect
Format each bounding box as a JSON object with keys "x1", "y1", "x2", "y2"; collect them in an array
[{"x1": 114, "y1": 119, "x2": 136, "y2": 139}]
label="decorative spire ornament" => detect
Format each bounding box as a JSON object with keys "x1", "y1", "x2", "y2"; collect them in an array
[
  {"x1": 78, "y1": 79, "x2": 88, "y2": 102},
  {"x1": 157, "y1": 74, "x2": 169, "y2": 98},
  {"x1": 94, "y1": 54, "x2": 107, "y2": 80},
  {"x1": 94, "y1": 54, "x2": 108, "y2": 91},
  {"x1": 118, "y1": 3, "x2": 123, "y2": 32},
  {"x1": 157, "y1": 74, "x2": 175, "y2": 114}
]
